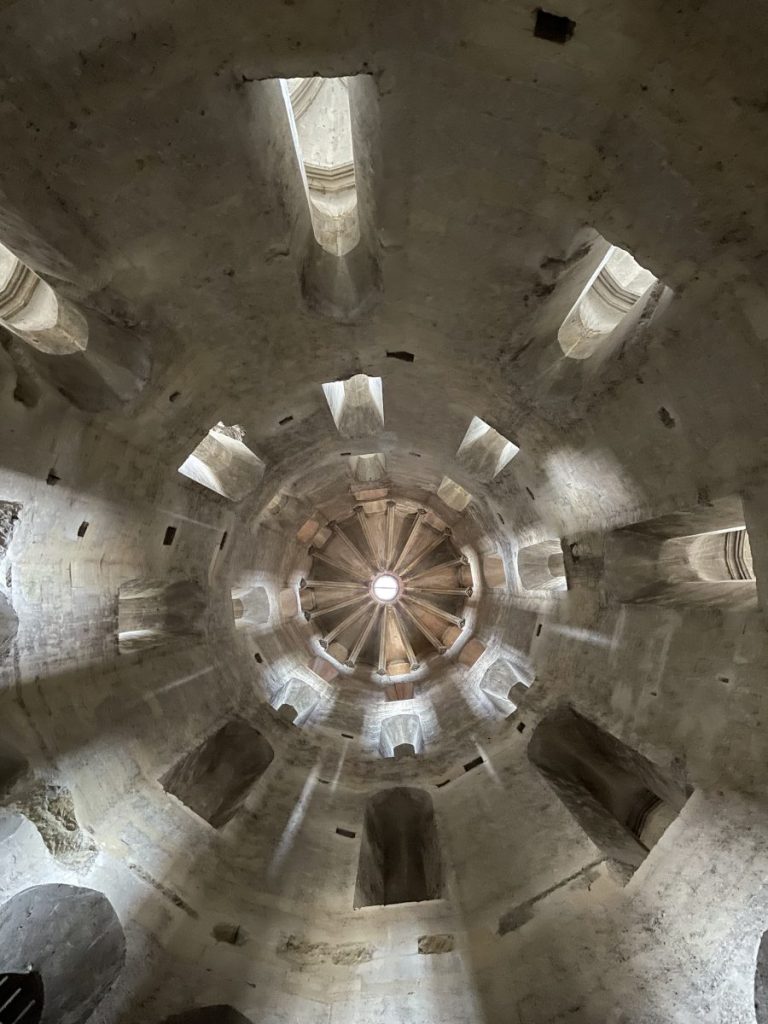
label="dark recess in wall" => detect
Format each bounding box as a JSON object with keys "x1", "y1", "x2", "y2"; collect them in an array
[{"x1": 534, "y1": 8, "x2": 575, "y2": 43}]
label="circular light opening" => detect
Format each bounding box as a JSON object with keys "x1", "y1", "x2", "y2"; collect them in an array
[{"x1": 372, "y1": 573, "x2": 400, "y2": 603}]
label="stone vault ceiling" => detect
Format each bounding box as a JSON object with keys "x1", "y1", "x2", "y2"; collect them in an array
[{"x1": 0, "y1": 1, "x2": 768, "y2": 1023}]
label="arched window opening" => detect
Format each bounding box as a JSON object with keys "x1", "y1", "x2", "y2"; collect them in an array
[
  {"x1": 480, "y1": 658, "x2": 529, "y2": 715},
  {"x1": 160, "y1": 720, "x2": 274, "y2": 828},
  {"x1": 0, "y1": 241, "x2": 88, "y2": 356},
  {"x1": 349, "y1": 452, "x2": 386, "y2": 482},
  {"x1": 528, "y1": 706, "x2": 690, "y2": 875},
  {"x1": 178, "y1": 423, "x2": 264, "y2": 501},
  {"x1": 355, "y1": 787, "x2": 442, "y2": 908},
  {"x1": 160, "y1": 1008, "x2": 254, "y2": 1024},
  {"x1": 558, "y1": 244, "x2": 658, "y2": 359},
  {"x1": 606, "y1": 496, "x2": 757, "y2": 609},
  {"x1": 517, "y1": 539, "x2": 568, "y2": 592},
  {"x1": 456, "y1": 416, "x2": 519, "y2": 481},
  {"x1": 272, "y1": 678, "x2": 320, "y2": 726},
  {"x1": 756, "y1": 931, "x2": 768, "y2": 1024},
  {"x1": 322, "y1": 374, "x2": 384, "y2": 437},
  {"x1": 231, "y1": 585, "x2": 270, "y2": 629},
  {"x1": 379, "y1": 713, "x2": 424, "y2": 758},
  {"x1": 436, "y1": 476, "x2": 473, "y2": 512},
  {"x1": 0, "y1": 884, "x2": 124, "y2": 1024},
  {"x1": 0, "y1": 971, "x2": 43, "y2": 1023},
  {"x1": 281, "y1": 77, "x2": 360, "y2": 257},
  {"x1": 117, "y1": 577, "x2": 206, "y2": 653}
]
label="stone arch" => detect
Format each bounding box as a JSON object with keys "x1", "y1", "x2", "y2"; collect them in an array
[
  {"x1": 480, "y1": 658, "x2": 529, "y2": 714},
  {"x1": 160, "y1": 1008, "x2": 253, "y2": 1024},
  {"x1": 0, "y1": 884, "x2": 125, "y2": 1024},
  {"x1": 231, "y1": 585, "x2": 271, "y2": 629},
  {"x1": 379, "y1": 713, "x2": 424, "y2": 758},
  {"x1": 273, "y1": 678, "x2": 320, "y2": 726},
  {"x1": 517, "y1": 539, "x2": 567, "y2": 592},
  {"x1": 528, "y1": 706, "x2": 689, "y2": 876},
  {"x1": 117, "y1": 577, "x2": 206, "y2": 653},
  {"x1": 355, "y1": 787, "x2": 442, "y2": 907}
]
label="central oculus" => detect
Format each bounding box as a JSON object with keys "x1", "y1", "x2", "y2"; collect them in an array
[{"x1": 371, "y1": 572, "x2": 401, "y2": 603}]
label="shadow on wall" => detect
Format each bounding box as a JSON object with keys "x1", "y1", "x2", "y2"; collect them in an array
[
  {"x1": 0, "y1": 882, "x2": 125, "y2": 1024},
  {"x1": 354, "y1": 787, "x2": 442, "y2": 908},
  {"x1": 528, "y1": 706, "x2": 690, "y2": 879}
]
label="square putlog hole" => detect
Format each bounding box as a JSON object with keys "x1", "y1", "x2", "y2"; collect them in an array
[{"x1": 534, "y1": 8, "x2": 575, "y2": 43}]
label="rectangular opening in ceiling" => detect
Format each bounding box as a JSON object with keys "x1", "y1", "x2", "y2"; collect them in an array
[
  {"x1": 178, "y1": 422, "x2": 265, "y2": 501},
  {"x1": 322, "y1": 374, "x2": 384, "y2": 437},
  {"x1": 77, "y1": 521, "x2": 89, "y2": 538},
  {"x1": 437, "y1": 476, "x2": 473, "y2": 512},
  {"x1": 163, "y1": 526, "x2": 177, "y2": 546},
  {"x1": 558, "y1": 240, "x2": 660, "y2": 359},
  {"x1": 463, "y1": 755, "x2": 484, "y2": 772},
  {"x1": 280, "y1": 76, "x2": 360, "y2": 257},
  {"x1": 386, "y1": 350, "x2": 415, "y2": 362},
  {"x1": 456, "y1": 416, "x2": 519, "y2": 481},
  {"x1": 336, "y1": 826, "x2": 356, "y2": 838}
]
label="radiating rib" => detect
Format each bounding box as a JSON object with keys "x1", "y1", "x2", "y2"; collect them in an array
[
  {"x1": 329, "y1": 521, "x2": 373, "y2": 576},
  {"x1": 301, "y1": 579, "x2": 367, "y2": 592},
  {"x1": 392, "y1": 605, "x2": 419, "y2": 669},
  {"x1": 404, "y1": 593, "x2": 465, "y2": 627},
  {"x1": 392, "y1": 509, "x2": 427, "y2": 573},
  {"x1": 384, "y1": 500, "x2": 397, "y2": 569},
  {"x1": 398, "y1": 600, "x2": 447, "y2": 653},
  {"x1": 307, "y1": 592, "x2": 369, "y2": 619},
  {"x1": 377, "y1": 605, "x2": 390, "y2": 674},
  {"x1": 319, "y1": 598, "x2": 373, "y2": 647},
  {"x1": 406, "y1": 585, "x2": 473, "y2": 597},
  {"x1": 405, "y1": 557, "x2": 467, "y2": 583},
  {"x1": 399, "y1": 527, "x2": 452, "y2": 577},
  {"x1": 310, "y1": 548, "x2": 370, "y2": 582},
  {"x1": 354, "y1": 505, "x2": 380, "y2": 567},
  {"x1": 346, "y1": 604, "x2": 382, "y2": 666}
]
